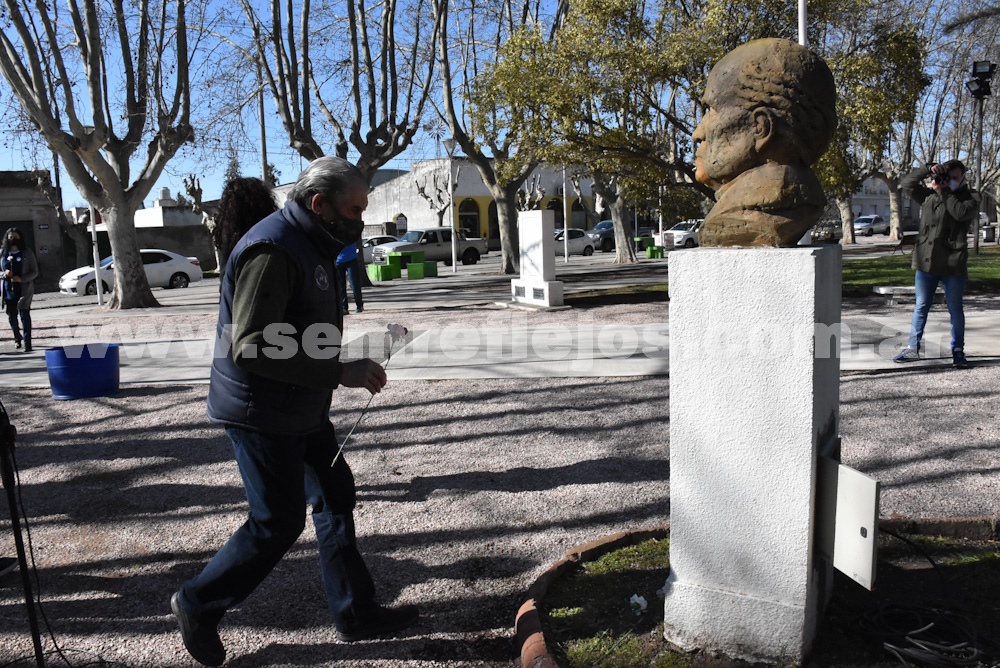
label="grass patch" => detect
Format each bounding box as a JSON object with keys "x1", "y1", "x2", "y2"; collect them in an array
[
  {"x1": 563, "y1": 247, "x2": 1000, "y2": 304},
  {"x1": 540, "y1": 533, "x2": 1000, "y2": 667},
  {"x1": 542, "y1": 537, "x2": 674, "y2": 668},
  {"x1": 584, "y1": 539, "x2": 672, "y2": 575},
  {"x1": 564, "y1": 631, "x2": 648, "y2": 668},
  {"x1": 841, "y1": 245, "x2": 1000, "y2": 296}
]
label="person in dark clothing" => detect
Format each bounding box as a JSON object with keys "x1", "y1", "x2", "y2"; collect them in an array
[
  {"x1": 212, "y1": 177, "x2": 278, "y2": 274},
  {"x1": 171, "y1": 157, "x2": 416, "y2": 667},
  {"x1": 1, "y1": 227, "x2": 38, "y2": 352},
  {"x1": 894, "y1": 160, "x2": 979, "y2": 368}
]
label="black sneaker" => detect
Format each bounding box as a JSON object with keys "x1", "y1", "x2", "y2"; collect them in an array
[
  {"x1": 171, "y1": 592, "x2": 225, "y2": 666},
  {"x1": 952, "y1": 348, "x2": 969, "y2": 369},
  {"x1": 335, "y1": 604, "x2": 419, "y2": 642}
]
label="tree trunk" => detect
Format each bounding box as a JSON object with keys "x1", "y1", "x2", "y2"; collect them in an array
[
  {"x1": 837, "y1": 198, "x2": 856, "y2": 245},
  {"x1": 491, "y1": 185, "x2": 520, "y2": 274},
  {"x1": 887, "y1": 186, "x2": 904, "y2": 241},
  {"x1": 102, "y1": 196, "x2": 159, "y2": 309},
  {"x1": 591, "y1": 173, "x2": 637, "y2": 264},
  {"x1": 609, "y1": 199, "x2": 638, "y2": 264},
  {"x1": 67, "y1": 222, "x2": 93, "y2": 268}
]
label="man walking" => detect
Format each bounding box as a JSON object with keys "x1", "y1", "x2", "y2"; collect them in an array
[
  {"x1": 894, "y1": 160, "x2": 978, "y2": 368},
  {"x1": 171, "y1": 157, "x2": 417, "y2": 666}
]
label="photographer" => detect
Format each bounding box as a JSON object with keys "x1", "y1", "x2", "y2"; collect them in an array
[{"x1": 895, "y1": 160, "x2": 978, "y2": 368}]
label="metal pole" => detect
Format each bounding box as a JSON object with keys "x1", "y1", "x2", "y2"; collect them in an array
[
  {"x1": 0, "y1": 435, "x2": 45, "y2": 668},
  {"x1": 975, "y1": 95, "x2": 983, "y2": 256},
  {"x1": 798, "y1": 0, "x2": 808, "y2": 47},
  {"x1": 449, "y1": 157, "x2": 457, "y2": 273},
  {"x1": 90, "y1": 204, "x2": 103, "y2": 306},
  {"x1": 658, "y1": 185, "x2": 664, "y2": 249},
  {"x1": 562, "y1": 166, "x2": 569, "y2": 263}
]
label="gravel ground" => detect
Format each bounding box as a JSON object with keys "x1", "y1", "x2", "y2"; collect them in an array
[{"x1": 1, "y1": 302, "x2": 998, "y2": 667}]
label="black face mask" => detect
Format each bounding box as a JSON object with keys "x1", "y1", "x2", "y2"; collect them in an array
[{"x1": 329, "y1": 216, "x2": 365, "y2": 246}]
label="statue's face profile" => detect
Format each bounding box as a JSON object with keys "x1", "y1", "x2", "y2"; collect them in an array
[
  {"x1": 692, "y1": 72, "x2": 760, "y2": 189},
  {"x1": 691, "y1": 39, "x2": 837, "y2": 193}
]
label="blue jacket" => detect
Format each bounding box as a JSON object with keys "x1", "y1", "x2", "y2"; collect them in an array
[
  {"x1": 336, "y1": 242, "x2": 358, "y2": 266},
  {"x1": 207, "y1": 201, "x2": 345, "y2": 435}
]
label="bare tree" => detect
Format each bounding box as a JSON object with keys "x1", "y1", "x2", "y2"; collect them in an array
[
  {"x1": 569, "y1": 174, "x2": 601, "y2": 230},
  {"x1": 240, "y1": 0, "x2": 438, "y2": 180},
  {"x1": 515, "y1": 175, "x2": 546, "y2": 211},
  {"x1": 415, "y1": 165, "x2": 460, "y2": 226},
  {"x1": 433, "y1": 0, "x2": 549, "y2": 274},
  {"x1": 0, "y1": 0, "x2": 202, "y2": 308},
  {"x1": 182, "y1": 174, "x2": 226, "y2": 271}
]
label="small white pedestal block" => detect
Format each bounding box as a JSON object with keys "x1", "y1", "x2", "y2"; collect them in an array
[
  {"x1": 664, "y1": 246, "x2": 842, "y2": 664},
  {"x1": 511, "y1": 210, "x2": 564, "y2": 307}
]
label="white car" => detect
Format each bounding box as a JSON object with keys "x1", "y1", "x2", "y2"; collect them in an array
[
  {"x1": 362, "y1": 235, "x2": 398, "y2": 263},
  {"x1": 554, "y1": 228, "x2": 595, "y2": 256},
  {"x1": 661, "y1": 219, "x2": 704, "y2": 248},
  {"x1": 59, "y1": 249, "x2": 204, "y2": 295}
]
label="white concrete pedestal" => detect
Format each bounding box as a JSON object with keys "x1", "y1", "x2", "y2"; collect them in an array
[
  {"x1": 511, "y1": 210, "x2": 564, "y2": 307},
  {"x1": 664, "y1": 247, "x2": 841, "y2": 664}
]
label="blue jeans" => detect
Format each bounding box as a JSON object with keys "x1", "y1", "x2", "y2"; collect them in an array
[
  {"x1": 907, "y1": 270, "x2": 966, "y2": 351},
  {"x1": 337, "y1": 260, "x2": 363, "y2": 311},
  {"x1": 177, "y1": 421, "x2": 377, "y2": 630}
]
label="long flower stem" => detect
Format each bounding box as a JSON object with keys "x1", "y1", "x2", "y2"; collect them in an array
[{"x1": 331, "y1": 344, "x2": 397, "y2": 466}]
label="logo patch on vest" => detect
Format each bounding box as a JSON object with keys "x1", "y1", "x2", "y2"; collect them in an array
[{"x1": 315, "y1": 265, "x2": 329, "y2": 290}]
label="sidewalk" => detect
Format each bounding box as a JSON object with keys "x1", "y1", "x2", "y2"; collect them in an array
[{"x1": 5, "y1": 259, "x2": 999, "y2": 387}]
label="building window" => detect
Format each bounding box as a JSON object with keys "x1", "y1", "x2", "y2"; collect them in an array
[
  {"x1": 458, "y1": 199, "x2": 479, "y2": 237},
  {"x1": 546, "y1": 197, "x2": 564, "y2": 228}
]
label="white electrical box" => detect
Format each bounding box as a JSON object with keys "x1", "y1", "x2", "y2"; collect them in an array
[{"x1": 817, "y1": 455, "x2": 880, "y2": 590}]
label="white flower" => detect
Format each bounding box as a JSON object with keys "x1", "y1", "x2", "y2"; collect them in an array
[
  {"x1": 387, "y1": 323, "x2": 409, "y2": 343},
  {"x1": 630, "y1": 594, "x2": 648, "y2": 615}
]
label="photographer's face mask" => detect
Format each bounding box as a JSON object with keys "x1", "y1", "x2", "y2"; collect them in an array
[{"x1": 948, "y1": 174, "x2": 965, "y2": 191}]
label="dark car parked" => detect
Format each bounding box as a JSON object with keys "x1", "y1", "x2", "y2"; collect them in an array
[{"x1": 587, "y1": 220, "x2": 617, "y2": 253}]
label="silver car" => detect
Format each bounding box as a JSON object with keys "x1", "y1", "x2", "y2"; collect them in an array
[{"x1": 852, "y1": 215, "x2": 889, "y2": 236}]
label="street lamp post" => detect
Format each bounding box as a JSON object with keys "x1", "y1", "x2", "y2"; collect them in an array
[
  {"x1": 89, "y1": 204, "x2": 103, "y2": 306},
  {"x1": 443, "y1": 138, "x2": 458, "y2": 273},
  {"x1": 562, "y1": 165, "x2": 569, "y2": 263},
  {"x1": 966, "y1": 60, "x2": 995, "y2": 255}
]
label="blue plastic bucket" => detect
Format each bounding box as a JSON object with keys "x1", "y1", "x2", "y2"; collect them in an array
[{"x1": 44, "y1": 344, "x2": 120, "y2": 400}]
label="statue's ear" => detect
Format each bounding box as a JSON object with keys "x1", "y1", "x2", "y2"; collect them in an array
[{"x1": 751, "y1": 108, "x2": 775, "y2": 153}]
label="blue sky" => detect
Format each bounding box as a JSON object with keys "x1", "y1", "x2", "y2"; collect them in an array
[{"x1": 0, "y1": 113, "x2": 443, "y2": 210}]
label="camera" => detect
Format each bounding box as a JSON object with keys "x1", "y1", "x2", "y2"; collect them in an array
[{"x1": 931, "y1": 173, "x2": 948, "y2": 185}]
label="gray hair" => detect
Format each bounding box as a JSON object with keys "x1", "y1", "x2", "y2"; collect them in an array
[{"x1": 287, "y1": 156, "x2": 368, "y2": 207}]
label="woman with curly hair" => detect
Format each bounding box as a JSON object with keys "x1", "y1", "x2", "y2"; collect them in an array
[
  {"x1": 213, "y1": 177, "x2": 278, "y2": 272},
  {"x1": 1, "y1": 227, "x2": 38, "y2": 352}
]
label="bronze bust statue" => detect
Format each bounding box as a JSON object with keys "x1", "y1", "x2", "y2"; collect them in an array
[{"x1": 693, "y1": 38, "x2": 838, "y2": 247}]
